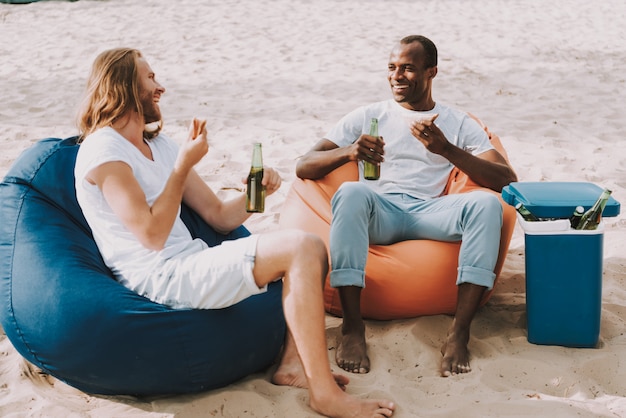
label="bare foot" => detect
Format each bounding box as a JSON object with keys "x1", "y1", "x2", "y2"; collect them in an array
[
  {"x1": 336, "y1": 328, "x2": 370, "y2": 374},
  {"x1": 440, "y1": 329, "x2": 471, "y2": 377},
  {"x1": 272, "y1": 357, "x2": 349, "y2": 391},
  {"x1": 310, "y1": 389, "x2": 395, "y2": 418}
]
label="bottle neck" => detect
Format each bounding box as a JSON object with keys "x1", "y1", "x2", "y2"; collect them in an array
[
  {"x1": 251, "y1": 143, "x2": 263, "y2": 168},
  {"x1": 588, "y1": 190, "x2": 611, "y2": 213},
  {"x1": 369, "y1": 118, "x2": 378, "y2": 137}
]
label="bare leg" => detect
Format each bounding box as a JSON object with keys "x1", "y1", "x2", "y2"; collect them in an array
[
  {"x1": 336, "y1": 286, "x2": 370, "y2": 374},
  {"x1": 253, "y1": 230, "x2": 395, "y2": 417},
  {"x1": 440, "y1": 283, "x2": 486, "y2": 377}
]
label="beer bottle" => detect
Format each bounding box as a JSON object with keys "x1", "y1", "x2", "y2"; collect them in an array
[
  {"x1": 576, "y1": 188, "x2": 612, "y2": 230},
  {"x1": 569, "y1": 205, "x2": 584, "y2": 229},
  {"x1": 246, "y1": 143, "x2": 265, "y2": 213},
  {"x1": 363, "y1": 118, "x2": 380, "y2": 180},
  {"x1": 515, "y1": 202, "x2": 539, "y2": 221}
]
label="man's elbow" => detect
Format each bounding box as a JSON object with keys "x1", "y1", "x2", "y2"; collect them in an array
[
  {"x1": 492, "y1": 170, "x2": 518, "y2": 192},
  {"x1": 295, "y1": 159, "x2": 314, "y2": 180},
  {"x1": 139, "y1": 230, "x2": 167, "y2": 252},
  {"x1": 503, "y1": 169, "x2": 518, "y2": 188}
]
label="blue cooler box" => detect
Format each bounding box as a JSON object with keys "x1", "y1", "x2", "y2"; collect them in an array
[{"x1": 502, "y1": 182, "x2": 621, "y2": 347}]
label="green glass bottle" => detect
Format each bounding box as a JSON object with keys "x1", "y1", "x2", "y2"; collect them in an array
[
  {"x1": 363, "y1": 118, "x2": 380, "y2": 180},
  {"x1": 515, "y1": 202, "x2": 539, "y2": 221},
  {"x1": 576, "y1": 188, "x2": 612, "y2": 230},
  {"x1": 569, "y1": 205, "x2": 584, "y2": 229},
  {"x1": 246, "y1": 143, "x2": 265, "y2": 213}
]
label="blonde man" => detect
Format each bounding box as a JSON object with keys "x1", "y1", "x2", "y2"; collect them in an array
[{"x1": 75, "y1": 48, "x2": 394, "y2": 418}]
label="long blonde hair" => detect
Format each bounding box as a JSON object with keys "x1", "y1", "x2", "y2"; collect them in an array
[{"x1": 76, "y1": 48, "x2": 161, "y2": 142}]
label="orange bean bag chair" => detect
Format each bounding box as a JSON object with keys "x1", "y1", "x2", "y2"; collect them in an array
[{"x1": 279, "y1": 117, "x2": 516, "y2": 320}]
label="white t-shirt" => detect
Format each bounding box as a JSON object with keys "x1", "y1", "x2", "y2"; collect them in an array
[
  {"x1": 74, "y1": 127, "x2": 205, "y2": 288},
  {"x1": 324, "y1": 100, "x2": 494, "y2": 199}
]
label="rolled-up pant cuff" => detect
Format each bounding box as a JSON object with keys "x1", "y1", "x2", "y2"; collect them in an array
[
  {"x1": 330, "y1": 268, "x2": 366, "y2": 288},
  {"x1": 457, "y1": 266, "x2": 496, "y2": 290}
]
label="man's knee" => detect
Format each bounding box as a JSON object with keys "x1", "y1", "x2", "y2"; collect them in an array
[
  {"x1": 332, "y1": 182, "x2": 373, "y2": 212},
  {"x1": 467, "y1": 191, "x2": 502, "y2": 224},
  {"x1": 281, "y1": 229, "x2": 328, "y2": 268},
  {"x1": 301, "y1": 232, "x2": 328, "y2": 260}
]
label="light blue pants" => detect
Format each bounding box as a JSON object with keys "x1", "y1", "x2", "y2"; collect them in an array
[{"x1": 329, "y1": 182, "x2": 502, "y2": 290}]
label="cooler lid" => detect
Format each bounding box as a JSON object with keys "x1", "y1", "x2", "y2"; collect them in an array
[{"x1": 501, "y1": 182, "x2": 621, "y2": 219}]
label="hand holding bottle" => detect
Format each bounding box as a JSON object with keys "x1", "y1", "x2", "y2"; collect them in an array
[
  {"x1": 355, "y1": 135, "x2": 384, "y2": 167},
  {"x1": 361, "y1": 118, "x2": 384, "y2": 180},
  {"x1": 257, "y1": 166, "x2": 281, "y2": 196},
  {"x1": 245, "y1": 143, "x2": 282, "y2": 213},
  {"x1": 355, "y1": 135, "x2": 385, "y2": 158}
]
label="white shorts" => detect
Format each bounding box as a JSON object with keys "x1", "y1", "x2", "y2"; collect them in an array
[{"x1": 140, "y1": 235, "x2": 268, "y2": 310}]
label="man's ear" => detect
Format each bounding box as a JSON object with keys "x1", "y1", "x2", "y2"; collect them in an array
[{"x1": 428, "y1": 66, "x2": 438, "y2": 79}]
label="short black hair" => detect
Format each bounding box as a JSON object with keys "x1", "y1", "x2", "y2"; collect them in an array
[{"x1": 400, "y1": 35, "x2": 438, "y2": 69}]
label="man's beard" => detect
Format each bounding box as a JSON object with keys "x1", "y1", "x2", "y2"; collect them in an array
[{"x1": 140, "y1": 90, "x2": 162, "y2": 124}]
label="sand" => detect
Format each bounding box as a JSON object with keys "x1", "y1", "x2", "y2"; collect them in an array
[{"x1": 1, "y1": 0, "x2": 625, "y2": 416}]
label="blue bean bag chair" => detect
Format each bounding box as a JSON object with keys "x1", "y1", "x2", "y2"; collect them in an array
[{"x1": 0, "y1": 136, "x2": 286, "y2": 396}]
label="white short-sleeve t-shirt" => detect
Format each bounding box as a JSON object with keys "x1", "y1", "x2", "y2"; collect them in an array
[
  {"x1": 74, "y1": 127, "x2": 204, "y2": 284},
  {"x1": 324, "y1": 100, "x2": 494, "y2": 199}
]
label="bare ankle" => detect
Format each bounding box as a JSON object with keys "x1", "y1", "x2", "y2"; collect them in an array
[{"x1": 341, "y1": 316, "x2": 365, "y2": 336}]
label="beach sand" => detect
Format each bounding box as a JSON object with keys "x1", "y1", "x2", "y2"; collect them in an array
[{"x1": 1, "y1": 0, "x2": 625, "y2": 416}]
